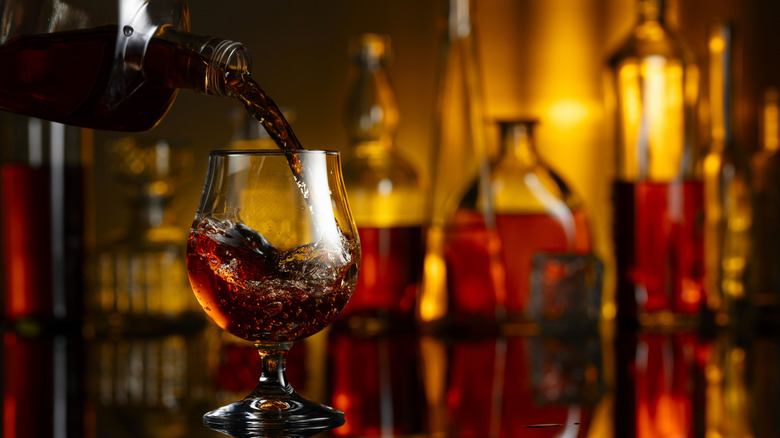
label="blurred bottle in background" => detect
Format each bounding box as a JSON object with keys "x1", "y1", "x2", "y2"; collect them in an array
[
  {"x1": 606, "y1": 0, "x2": 703, "y2": 328},
  {"x1": 490, "y1": 120, "x2": 592, "y2": 325},
  {"x1": 337, "y1": 33, "x2": 426, "y2": 334},
  {"x1": 750, "y1": 87, "x2": 780, "y2": 326},
  {"x1": 1, "y1": 112, "x2": 89, "y2": 326},
  {"x1": 419, "y1": 0, "x2": 505, "y2": 334},
  {"x1": 702, "y1": 22, "x2": 752, "y2": 326},
  {"x1": 90, "y1": 137, "x2": 202, "y2": 334}
]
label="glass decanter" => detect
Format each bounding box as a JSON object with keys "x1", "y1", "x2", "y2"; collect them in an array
[{"x1": 490, "y1": 120, "x2": 592, "y2": 323}]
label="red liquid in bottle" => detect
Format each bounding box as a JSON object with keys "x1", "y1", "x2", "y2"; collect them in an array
[
  {"x1": 0, "y1": 163, "x2": 84, "y2": 320},
  {"x1": 443, "y1": 210, "x2": 506, "y2": 330},
  {"x1": 0, "y1": 25, "x2": 177, "y2": 132},
  {"x1": 338, "y1": 226, "x2": 423, "y2": 324},
  {"x1": 613, "y1": 180, "x2": 704, "y2": 322},
  {"x1": 495, "y1": 209, "x2": 591, "y2": 313}
]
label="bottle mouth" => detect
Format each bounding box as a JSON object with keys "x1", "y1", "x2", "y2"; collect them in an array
[{"x1": 205, "y1": 39, "x2": 252, "y2": 97}]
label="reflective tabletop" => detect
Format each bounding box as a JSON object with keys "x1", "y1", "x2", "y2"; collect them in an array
[{"x1": 3, "y1": 313, "x2": 778, "y2": 438}]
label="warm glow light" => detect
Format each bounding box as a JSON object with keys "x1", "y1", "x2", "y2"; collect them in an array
[
  {"x1": 764, "y1": 88, "x2": 779, "y2": 152},
  {"x1": 709, "y1": 30, "x2": 726, "y2": 143},
  {"x1": 419, "y1": 226, "x2": 448, "y2": 322},
  {"x1": 546, "y1": 99, "x2": 590, "y2": 130},
  {"x1": 708, "y1": 35, "x2": 725, "y2": 53}
]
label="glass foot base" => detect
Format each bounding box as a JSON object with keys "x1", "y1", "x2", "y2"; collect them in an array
[{"x1": 203, "y1": 392, "x2": 345, "y2": 437}]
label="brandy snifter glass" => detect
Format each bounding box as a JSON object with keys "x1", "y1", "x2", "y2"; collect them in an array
[{"x1": 186, "y1": 150, "x2": 360, "y2": 435}]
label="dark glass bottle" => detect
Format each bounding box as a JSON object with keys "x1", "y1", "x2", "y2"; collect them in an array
[
  {"x1": 750, "y1": 87, "x2": 780, "y2": 325},
  {"x1": 702, "y1": 22, "x2": 752, "y2": 325},
  {"x1": 0, "y1": 0, "x2": 250, "y2": 132}
]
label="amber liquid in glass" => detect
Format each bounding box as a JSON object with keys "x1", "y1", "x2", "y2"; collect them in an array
[
  {"x1": 186, "y1": 217, "x2": 358, "y2": 342},
  {"x1": 613, "y1": 180, "x2": 704, "y2": 323}
]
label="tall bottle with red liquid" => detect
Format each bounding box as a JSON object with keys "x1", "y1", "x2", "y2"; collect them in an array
[
  {"x1": 490, "y1": 120, "x2": 592, "y2": 324},
  {"x1": 606, "y1": 0, "x2": 703, "y2": 328},
  {"x1": 336, "y1": 33, "x2": 426, "y2": 333}
]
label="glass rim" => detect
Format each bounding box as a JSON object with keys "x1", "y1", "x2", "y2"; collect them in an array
[{"x1": 209, "y1": 149, "x2": 339, "y2": 157}]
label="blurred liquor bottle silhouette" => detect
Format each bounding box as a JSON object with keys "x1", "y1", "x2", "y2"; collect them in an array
[
  {"x1": 702, "y1": 22, "x2": 752, "y2": 327},
  {"x1": 750, "y1": 87, "x2": 780, "y2": 327},
  {"x1": 489, "y1": 119, "x2": 593, "y2": 326},
  {"x1": 90, "y1": 137, "x2": 203, "y2": 333},
  {"x1": 1, "y1": 113, "x2": 88, "y2": 325},
  {"x1": 419, "y1": 0, "x2": 506, "y2": 335},
  {"x1": 606, "y1": 0, "x2": 704, "y2": 329},
  {"x1": 0, "y1": 112, "x2": 89, "y2": 437},
  {"x1": 337, "y1": 33, "x2": 426, "y2": 334}
]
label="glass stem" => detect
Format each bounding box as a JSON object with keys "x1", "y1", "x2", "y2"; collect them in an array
[{"x1": 251, "y1": 341, "x2": 294, "y2": 398}]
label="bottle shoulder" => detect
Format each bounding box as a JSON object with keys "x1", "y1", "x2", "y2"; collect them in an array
[
  {"x1": 607, "y1": 22, "x2": 695, "y2": 67},
  {"x1": 342, "y1": 147, "x2": 423, "y2": 187},
  {"x1": 491, "y1": 163, "x2": 582, "y2": 214}
]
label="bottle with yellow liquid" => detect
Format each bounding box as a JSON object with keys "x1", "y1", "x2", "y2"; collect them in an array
[
  {"x1": 703, "y1": 22, "x2": 752, "y2": 326},
  {"x1": 607, "y1": 0, "x2": 703, "y2": 328},
  {"x1": 337, "y1": 34, "x2": 426, "y2": 333}
]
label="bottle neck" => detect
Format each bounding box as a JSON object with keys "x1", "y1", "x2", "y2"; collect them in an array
[
  {"x1": 146, "y1": 27, "x2": 252, "y2": 97},
  {"x1": 345, "y1": 35, "x2": 398, "y2": 151},
  {"x1": 637, "y1": 0, "x2": 665, "y2": 23},
  {"x1": 499, "y1": 121, "x2": 539, "y2": 167},
  {"x1": 448, "y1": 0, "x2": 474, "y2": 40},
  {"x1": 709, "y1": 23, "x2": 733, "y2": 146}
]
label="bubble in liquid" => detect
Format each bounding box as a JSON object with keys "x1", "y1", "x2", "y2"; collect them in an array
[{"x1": 123, "y1": 25, "x2": 134, "y2": 37}]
